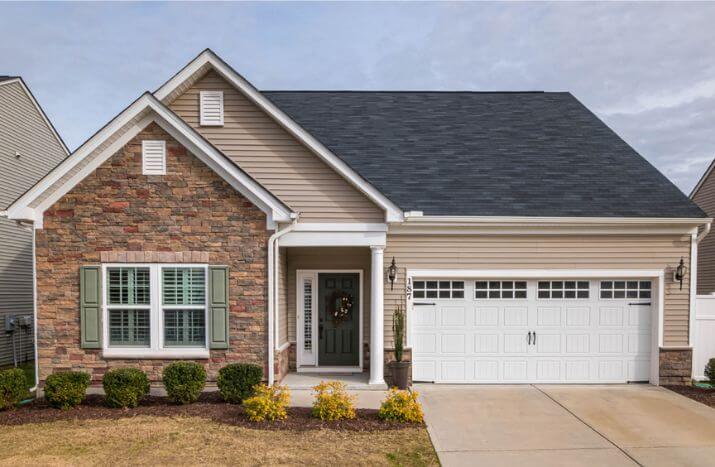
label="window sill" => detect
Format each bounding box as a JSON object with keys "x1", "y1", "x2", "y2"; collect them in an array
[{"x1": 102, "y1": 348, "x2": 210, "y2": 360}]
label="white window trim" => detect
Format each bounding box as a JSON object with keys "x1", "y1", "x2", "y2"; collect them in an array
[
  {"x1": 199, "y1": 90, "x2": 224, "y2": 126},
  {"x1": 142, "y1": 140, "x2": 166, "y2": 175},
  {"x1": 101, "y1": 263, "x2": 210, "y2": 359}
]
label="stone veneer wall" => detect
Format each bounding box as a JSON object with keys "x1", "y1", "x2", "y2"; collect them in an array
[
  {"x1": 35, "y1": 123, "x2": 270, "y2": 384},
  {"x1": 659, "y1": 348, "x2": 693, "y2": 385}
]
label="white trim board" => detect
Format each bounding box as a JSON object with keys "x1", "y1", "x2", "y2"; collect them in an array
[
  {"x1": 153, "y1": 49, "x2": 403, "y2": 223},
  {"x1": 0, "y1": 77, "x2": 70, "y2": 155},
  {"x1": 295, "y1": 269, "x2": 364, "y2": 371},
  {"x1": 5, "y1": 93, "x2": 293, "y2": 230}
]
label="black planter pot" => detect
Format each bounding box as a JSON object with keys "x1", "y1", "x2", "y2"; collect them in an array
[{"x1": 389, "y1": 361, "x2": 410, "y2": 389}]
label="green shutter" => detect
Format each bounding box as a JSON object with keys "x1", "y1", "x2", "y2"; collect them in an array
[
  {"x1": 80, "y1": 266, "x2": 102, "y2": 349},
  {"x1": 208, "y1": 266, "x2": 229, "y2": 349}
]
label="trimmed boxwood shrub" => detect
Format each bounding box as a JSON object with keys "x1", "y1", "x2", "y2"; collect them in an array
[
  {"x1": 102, "y1": 368, "x2": 150, "y2": 408},
  {"x1": 0, "y1": 368, "x2": 28, "y2": 410},
  {"x1": 217, "y1": 363, "x2": 263, "y2": 404},
  {"x1": 705, "y1": 358, "x2": 715, "y2": 382},
  {"x1": 44, "y1": 371, "x2": 91, "y2": 410},
  {"x1": 162, "y1": 362, "x2": 206, "y2": 404}
]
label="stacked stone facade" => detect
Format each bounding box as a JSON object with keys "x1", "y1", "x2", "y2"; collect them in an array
[
  {"x1": 659, "y1": 348, "x2": 693, "y2": 385},
  {"x1": 35, "y1": 123, "x2": 269, "y2": 384}
]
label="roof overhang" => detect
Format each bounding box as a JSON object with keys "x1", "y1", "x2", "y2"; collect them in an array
[
  {"x1": 390, "y1": 215, "x2": 712, "y2": 235},
  {"x1": 154, "y1": 49, "x2": 403, "y2": 223},
  {"x1": 4, "y1": 93, "x2": 293, "y2": 230},
  {"x1": 0, "y1": 77, "x2": 69, "y2": 155}
]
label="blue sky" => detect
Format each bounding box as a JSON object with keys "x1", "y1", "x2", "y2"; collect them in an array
[{"x1": 2, "y1": 1, "x2": 714, "y2": 193}]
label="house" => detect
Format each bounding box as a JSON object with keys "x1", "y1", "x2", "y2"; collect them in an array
[
  {"x1": 0, "y1": 76, "x2": 68, "y2": 368},
  {"x1": 690, "y1": 160, "x2": 715, "y2": 295},
  {"x1": 3, "y1": 49, "x2": 709, "y2": 387}
]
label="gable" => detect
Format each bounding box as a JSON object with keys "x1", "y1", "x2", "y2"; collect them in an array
[
  {"x1": 168, "y1": 70, "x2": 385, "y2": 223},
  {"x1": 5, "y1": 93, "x2": 292, "y2": 229},
  {"x1": 0, "y1": 79, "x2": 68, "y2": 209},
  {"x1": 692, "y1": 159, "x2": 715, "y2": 217}
]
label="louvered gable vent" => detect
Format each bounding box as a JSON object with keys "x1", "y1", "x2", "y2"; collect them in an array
[
  {"x1": 142, "y1": 140, "x2": 166, "y2": 175},
  {"x1": 200, "y1": 90, "x2": 224, "y2": 126}
]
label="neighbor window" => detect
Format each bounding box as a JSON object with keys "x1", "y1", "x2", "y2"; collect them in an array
[
  {"x1": 537, "y1": 280, "x2": 590, "y2": 299},
  {"x1": 104, "y1": 264, "x2": 208, "y2": 356}
]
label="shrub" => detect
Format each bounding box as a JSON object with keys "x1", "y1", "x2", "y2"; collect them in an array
[
  {"x1": 706, "y1": 358, "x2": 715, "y2": 382},
  {"x1": 243, "y1": 384, "x2": 290, "y2": 422},
  {"x1": 311, "y1": 380, "x2": 356, "y2": 421},
  {"x1": 102, "y1": 368, "x2": 150, "y2": 408},
  {"x1": 217, "y1": 363, "x2": 263, "y2": 404},
  {"x1": 44, "y1": 371, "x2": 91, "y2": 410},
  {"x1": 162, "y1": 362, "x2": 206, "y2": 405},
  {"x1": 378, "y1": 388, "x2": 424, "y2": 423},
  {"x1": 0, "y1": 368, "x2": 28, "y2": 410}
]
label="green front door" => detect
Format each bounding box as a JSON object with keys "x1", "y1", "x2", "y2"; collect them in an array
[{"x1": 318, "y1": 273, "x2": 360, "y2": 366}]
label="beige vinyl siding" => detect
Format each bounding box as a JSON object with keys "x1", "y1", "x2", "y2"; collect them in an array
[
  {"x1": 278, "y1": 248, "x2": 288, "y2": 345},
  {"x1": 286, "y1": 247, "x2": 371, "y2": 345},
  {"x1": 692, "y1": 173, "x2": 715, "y2": 294},
  {"x1": 384, "y1": 234, "x2": 692, "y2": 348},
  {"x1": 0, "y1": 80, "x2": 66, "y2": 365},
  {"x1": 168, "y1": 71, "x2": 384, "y2": 223}
]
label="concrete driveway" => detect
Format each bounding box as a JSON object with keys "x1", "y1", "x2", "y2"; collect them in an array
[{"x1": 417, "y1": 384, "x2": 715, "y2": 466}]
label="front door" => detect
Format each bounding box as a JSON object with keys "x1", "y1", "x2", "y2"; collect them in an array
[{"x1": 318, "y1": 273, "x2": 360, "y2": 366}]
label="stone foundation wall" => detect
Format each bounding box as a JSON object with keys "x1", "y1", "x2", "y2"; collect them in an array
[
  {"x1": 275, "y1": 344, "x2": 292, "y2": 382},
  {"x1": 35, "y1": 123, "x2": 270, "y2": 384},
  {"x1": 659, "y1": 348, "x2": 693, "y2": 385}
]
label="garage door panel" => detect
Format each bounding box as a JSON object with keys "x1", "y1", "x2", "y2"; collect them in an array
[{"x1": 412, "y1": 277, "x2": 653, "y2": 384}]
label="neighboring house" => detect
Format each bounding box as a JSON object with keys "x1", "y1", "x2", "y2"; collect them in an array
[
  {"x1": 690, "y1": 159, "x2": 715, "y2": 294},
  {"x1": 3, "y1": 50, "x2": 709, "y2": 387},
  {"x1": 0, "y1": 76, "x2": 68, "y2": 367}
]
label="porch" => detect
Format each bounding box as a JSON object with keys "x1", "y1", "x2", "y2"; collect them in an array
[{"x1": 271, "y1": 223, "x2": 388, "y2": 386}]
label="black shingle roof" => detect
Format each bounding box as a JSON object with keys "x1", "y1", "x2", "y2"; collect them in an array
[{"x1": 263, "y1": 91, "x2": 705, "y2": 218}]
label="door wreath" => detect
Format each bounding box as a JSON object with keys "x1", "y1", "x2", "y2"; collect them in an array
[{"x1": 328, "y1": 290, "x2": 354, "y2": 326}]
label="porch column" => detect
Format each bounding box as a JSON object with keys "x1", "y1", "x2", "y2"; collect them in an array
[{"x1": 369, "y1": 246, "x2": 386, "y2": 385}]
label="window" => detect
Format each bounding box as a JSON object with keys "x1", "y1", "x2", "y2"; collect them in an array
[
  {"x1": 600, "y1": 280, "x2": 651, "y2": 299},
  {"x1": 200, "y1": 90, "x2": 224, "y2": 126},
  {"x1": 142, "y1": 140, "x2": 166, "y2": 175},
  {"x1": 538, "y1": 281, "x2": 590, "y2": 299},
  {"x1": 103, "y1": 264, "x2": 208, "y2": 357},
  {"x1": 413, "y1": 280, "x2": 464, "y2": 299},
  {"x1": 475, "y1": 281, "x2": 527, "y2": 299}
]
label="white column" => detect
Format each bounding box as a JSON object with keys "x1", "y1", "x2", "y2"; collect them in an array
[{"x1": 369, "y1": 246, "x2": 385, "y2": 385}]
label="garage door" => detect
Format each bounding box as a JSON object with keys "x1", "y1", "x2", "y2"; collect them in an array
[{"x1": 411, "y1": 278, "x2": 652, "y2": 383}]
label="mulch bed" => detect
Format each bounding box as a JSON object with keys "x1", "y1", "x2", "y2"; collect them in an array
[
  {"x1": 665, "y1": 385, "x2": 715, "y2": 408},
  {"x1": 0, "y1": 392, "x2": 415, "y2": 432}
]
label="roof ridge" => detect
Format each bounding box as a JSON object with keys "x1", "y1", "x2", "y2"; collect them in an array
[{"x1": 262, "y1": 90, "x2": 554, "y2": 94}]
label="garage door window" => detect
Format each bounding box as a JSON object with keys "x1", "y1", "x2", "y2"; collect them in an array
[
  {"x1": 475, "y1": 281, "x2": 527, "y2": 299},
  {"x1": 413, "y1": 280, "x2": 464, "y2": 299},
  {"x1": 537, "y1": 281, "x2": 589, "y2": 299},
  {"x1": 600, "y1": 280, "x2": 651, "y2": 299}
]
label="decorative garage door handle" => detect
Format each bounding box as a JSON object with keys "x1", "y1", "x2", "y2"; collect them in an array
[
  {"x1": 527, "y1": 331, "x2": 532, "y2": 345},
  {"x1": 628, "y1": 302, "x2": 651, "y2": 306},
  {"x1": 413, "y1": 302, "x2": 436, "y2": 306}
]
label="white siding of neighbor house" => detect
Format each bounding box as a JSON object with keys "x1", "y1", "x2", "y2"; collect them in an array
[{"x1": 0, "y1": 80, "x2": 67, "y2": 365}]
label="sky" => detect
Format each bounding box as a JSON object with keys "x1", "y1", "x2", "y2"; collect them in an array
[{"x1": 1, "y1": 1, "x2": 714, "y2": 195}]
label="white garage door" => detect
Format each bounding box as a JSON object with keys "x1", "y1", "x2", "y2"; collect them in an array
[{"x1": 411, "y1": 278, "x2": 652, "y2": 383}]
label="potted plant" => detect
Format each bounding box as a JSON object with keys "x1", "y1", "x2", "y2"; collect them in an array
[{"x1": 389, "y1": 304, "x2": 410, "y2": 389}]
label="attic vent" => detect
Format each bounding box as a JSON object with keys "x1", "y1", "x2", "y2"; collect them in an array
[
  {"x1": 142, "y1": 140, "x2": 166, "y2": 175},
  {"x1": 200, "y1": 90, "x2": 224, "y2": 126}
]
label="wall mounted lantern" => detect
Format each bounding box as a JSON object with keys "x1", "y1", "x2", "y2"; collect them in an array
[
  {"x1": 673, "y1": 257, "x2": 687, "y2": 290},
  {"x1": 387, "y1": 257, "x2": 398, "y2": 290}
]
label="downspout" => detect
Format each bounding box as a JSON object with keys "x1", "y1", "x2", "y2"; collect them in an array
[{"x1": 267, "y1": 214, "x2": 298, "y2": 385}]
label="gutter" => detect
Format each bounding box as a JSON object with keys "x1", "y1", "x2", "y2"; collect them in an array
[{"x1": 267, "y1": 214, "x2": 298, "y2": 385}]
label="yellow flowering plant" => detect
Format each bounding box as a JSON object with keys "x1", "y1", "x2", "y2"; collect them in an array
[
  {"x1": 243, "y1": 383, "x2": 290, "y2": 422},
  {"x1": 311, "y1": 380, "x2": 356, "y2": 421},
  {"x1": 378, "y1": 388, "x2": 424, "y2": 423}
]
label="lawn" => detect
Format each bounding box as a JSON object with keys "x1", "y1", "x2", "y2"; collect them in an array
[{"x1": 0, "y1": 415, "x2": 438, "y2": 466}]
